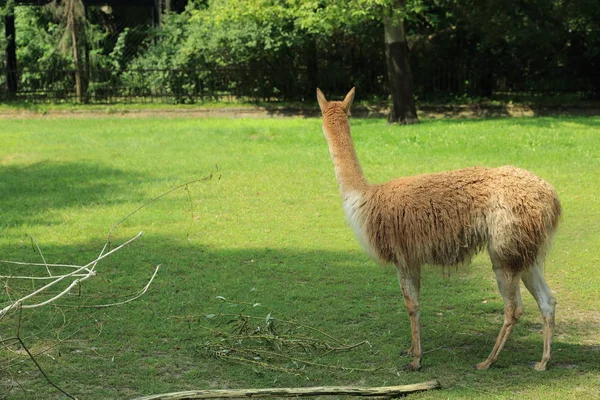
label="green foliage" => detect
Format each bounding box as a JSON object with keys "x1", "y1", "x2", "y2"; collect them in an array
[
  {"x1": 121, "y1": 12, "x2": 201, "y2": 101},
  {"x1": 123, "y1": 0, "x2": 386, "y2": 101},
  {"x1": 8, "y1": 5, "x2": 111, "y2": 99},
  {"x1": 3, "y1": 0, "x2": 599, "y2": 101},
  {"x1": 13, "y1": 7, "x2": 73, "y2": 97},
  {"x1": 0, "y1": 0, "x2": 16, "y2": 17},
  {"x1": 405, "y1": 0, "x2": 600, "y2": 96}
]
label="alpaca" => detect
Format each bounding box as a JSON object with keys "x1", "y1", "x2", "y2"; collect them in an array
[{"x1": 316, "y1": 87, "x2": 561, "y2": 371}]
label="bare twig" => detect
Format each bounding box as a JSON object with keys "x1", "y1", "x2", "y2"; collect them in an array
[
  {"x1": 72, "y1": 264, "x2": 161, "y2": 308},
  {"x1": 0, "y1": 260, "x2": 94, "y2": 268},
  {"x1": 196, "y1": 299, "x2": 375, "y2": 375},
  {"x1": 2, "y1": 174, "x2": 214, "y2": 315},
  {"x1": 107, "y1": 172, "x2": 215, "y2": 243},
  {"x1": 2, "y1": 309, "x2": 77, "y2": 399},
  {"x1": 29, "y1": 235, "x2": 52, "y2": 277},
  {"x1": 14, "y1": 336, "x2": 77, "y2": 400},
  {"x1": 209, "y1": 345, "x2": 377, "y2": 373},
  {"x1": 0, "y1": 274, "x2": 90, "y2": 280},
  {"x1": 0, "y1": 260, "x2": 94, "y2": 271}
]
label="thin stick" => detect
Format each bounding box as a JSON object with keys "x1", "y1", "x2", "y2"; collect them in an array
[
  {"x1": 184, "y1": 184, "x2": 195, "y2": 240},
  {"x1": 201, "y1": 308, "x2": 347, "y2": 347},
  {"x1": 16, "y1": 337, "x2": 77, "y2": 400},
  {"x1": 132, "y1": 381, "x2": 441, "y2": 400},
  {"x1": 72, "y1": 265, "x2": 160, "y2": 308},
  {"x1": 211, "y1": 346, "x2": 377, "y2": 373},
  {"x1": 0, "y1": 260, "x2": 93, "y2": 270},
  {"x1": 29, "y1": 235, "x2": 52, "y2": 277},
  {"x1": 0, "y1": 274, "x2": 89, "y2": 280},
  {"x1": 107, "y1": 174, "x2": 214, "y2": 243}
]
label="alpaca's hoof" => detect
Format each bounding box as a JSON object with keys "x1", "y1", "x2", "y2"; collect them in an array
[
  {"x1": 474, "y1": 361, "x2": 491, "y2": 370},
  {"x1": 403, "y1": 362, "x2": 421, "y2": 371},
  {"x1": 533, "y1": 361, "x2": 548, "y2": 371}
]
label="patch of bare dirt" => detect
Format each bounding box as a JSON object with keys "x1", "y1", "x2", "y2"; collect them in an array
[{"x1": 0, "y1": 103, "x2": 599, "y2": 120}]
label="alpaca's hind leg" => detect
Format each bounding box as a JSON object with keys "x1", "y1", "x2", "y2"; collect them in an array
[
  {"x1": 521, "y1": 263, "x2": 556, "y2": 371},
  {"x1": 476, "y1": 267, "x2": 523, "y2": 370},
  {"x1": 396, "y1": 265, "x2": 422, "y2": 371}
]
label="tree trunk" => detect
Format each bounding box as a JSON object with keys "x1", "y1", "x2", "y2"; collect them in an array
[
  {"x1": 153, "y1": 0, "x2": 162, "y2": 26},
  {"x1": 71, "y1": 25, "x2": 83, "y2": 103},
  {"x1": 384, "y1": 1, "x2": 418, "y2": 125},
  {"x1": 68, "y1": 0, "x2": 88, "y2": 103},
  {"x1": 306, "y1": 36, "x2": 318, "y2": 99},
  {"x1": 4, "y1": 6, "x2": 17, "y2": 99},
  {"x1": 83, "y1": 2, "x2": 91, "y2": 102}
]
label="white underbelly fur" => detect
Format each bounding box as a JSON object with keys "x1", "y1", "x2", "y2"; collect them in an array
[{"x1": 342, "y1": 191, "x2": 381, "y2": 262}]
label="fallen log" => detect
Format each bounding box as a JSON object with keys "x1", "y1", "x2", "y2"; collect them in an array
[{"x1": 133, "y1": 380, "x2": 441, "y2": 399}]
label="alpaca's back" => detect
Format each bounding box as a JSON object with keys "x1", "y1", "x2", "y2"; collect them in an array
[{"x1": 349, "y1": 166, "x2": 561, "y2": 269}]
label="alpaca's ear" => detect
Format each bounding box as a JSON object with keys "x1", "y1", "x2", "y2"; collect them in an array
[
  {"x1": 316, "y1": 88, "x2": 328, "y2": 114},
  {"x1": 341, "y1": 87, "x2": 355, "y2": 114}
]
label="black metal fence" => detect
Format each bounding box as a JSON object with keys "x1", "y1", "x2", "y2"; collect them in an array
[
  {"x1": 0, "y1": 65, "x2": 386, "y2": 103},
  {"x1": 1, "y1": 63, "x2": 598, "y2": 103}
]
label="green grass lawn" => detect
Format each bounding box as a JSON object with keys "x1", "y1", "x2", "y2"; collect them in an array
[{"x1": 0, "y1": 114, "x2": 599, "y2": 399}]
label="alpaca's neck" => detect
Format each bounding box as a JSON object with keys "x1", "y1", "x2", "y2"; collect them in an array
[{"x1": 323, "y1": 117, "x2": 369, "y2": 193}]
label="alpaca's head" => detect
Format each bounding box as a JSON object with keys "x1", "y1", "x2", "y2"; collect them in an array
[{"x1": 316, "y1": 87, "x2": 355, "y2": 117}]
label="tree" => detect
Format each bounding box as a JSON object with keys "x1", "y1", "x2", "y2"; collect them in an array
[
  {"x1": 184, "y1": 0, "x2": 419, "y2": 120},
  {"x1": 384, "y1": 1, "x2": 418, "y2": 124},
  {"x1": 48, "y1": 0, "x2": 88, "y2": 102},
  {"x1": 127, "y1": 0, "x2": 385, "y2": 101},
  {"x1": 312, "y1": 0, "x2": 420, "y2": 124},
  {"x1": 2, "y1": 0, "x2": 18, "y2": 99},
  {"x1": 286, "y1": 0, "x2": 421, "y2": 124},
  {"x1": 116, "y1": 0, "x2": 600, "y2": 104}
]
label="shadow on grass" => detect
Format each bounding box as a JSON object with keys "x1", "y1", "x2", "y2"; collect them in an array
[
  {"x1": 0, "y1": 161, "x2": 142, "y2": 227},
  {"x1": 1, "y1": 233, "x2": 598, "y2": 399}
]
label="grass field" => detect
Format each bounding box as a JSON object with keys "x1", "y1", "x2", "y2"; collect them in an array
[{"x1": 0, "y1": 114, "x2": 599, "y2": 399}]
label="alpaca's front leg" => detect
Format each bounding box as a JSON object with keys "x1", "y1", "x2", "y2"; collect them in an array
[{"x1": 397, "y1": 266, "x2": 422, "y2": 371}]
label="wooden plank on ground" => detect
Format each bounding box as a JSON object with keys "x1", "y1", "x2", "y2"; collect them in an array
[{"x1": 132, "y1": 380, "x2": 441, "y2": 399}]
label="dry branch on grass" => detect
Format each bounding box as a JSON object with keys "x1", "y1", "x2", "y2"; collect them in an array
[
  {"x1": 0, "y1": 231, "x2": 159, "y2": 399},
  {"x1": 0, "y1": 231, "x2": 155, "y2": 319},
  {"x1": 132, "y1": 380, "x2": 441, "y2": 400},
  {"x1": 0, "y1": 174, "x2": 214, "y2": 398},
  {"x1": 0, "y1": 174, "x2": 216, "y2": 318}
]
